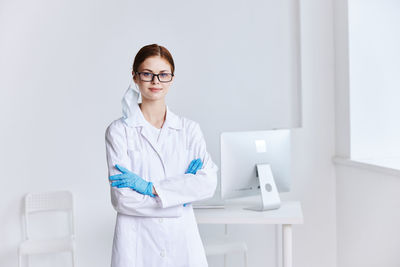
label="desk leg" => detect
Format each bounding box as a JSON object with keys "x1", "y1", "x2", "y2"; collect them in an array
[
  {"x1": 275, "y1": 224, "x2": 282, "y2": 267},
  {"x1": 282, "y1": 224, "x2": 292, "y2": 267}
]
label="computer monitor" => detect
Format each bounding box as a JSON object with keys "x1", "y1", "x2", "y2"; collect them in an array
[{"x1": 220, "y1": 129, "x2": 291, "y2": 211}]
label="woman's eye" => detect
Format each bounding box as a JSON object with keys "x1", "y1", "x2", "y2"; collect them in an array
[
  {"x1": 143, "y1": 72, "x2": 152, "y2": 77},
  {"x1": 159, "y1": 73, "x2": 168, "y2": 78}
]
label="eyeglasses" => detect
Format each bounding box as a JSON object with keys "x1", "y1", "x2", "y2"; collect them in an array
[{"x1": 135, "y1": 72, "x2": 174, "y2": 83}]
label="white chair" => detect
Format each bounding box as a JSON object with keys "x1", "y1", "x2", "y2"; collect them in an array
[
  {"x1": 18, "y1": 191, "x2": 76, "y2": 267},
  {"x1": 204, "y1": 224, "x2": 248, "y2": 267}
]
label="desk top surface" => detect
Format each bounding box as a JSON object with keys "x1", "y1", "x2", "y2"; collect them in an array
[{"x1": 194, "y1": 200, "x2": 303, "y2": 225}]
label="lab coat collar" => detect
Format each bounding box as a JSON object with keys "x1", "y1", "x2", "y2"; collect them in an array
[
  {"x1": 124, "y1": 103, "x2": 182, "y2": 130},
  {"x1": 132, "y1": 104, "x2": 181, "y2": 171}
]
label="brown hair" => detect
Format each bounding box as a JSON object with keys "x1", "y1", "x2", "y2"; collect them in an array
[{"x1": 132, "y1": 44, "x2": 175, "y2": 74}]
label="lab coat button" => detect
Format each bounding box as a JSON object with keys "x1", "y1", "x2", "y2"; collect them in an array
[
  {"x1": 158, "y1": 218, "x2": 163, "y2": 223},
  {"x1": 160, "y1": 250, "x2": 165, "y2": 257}
]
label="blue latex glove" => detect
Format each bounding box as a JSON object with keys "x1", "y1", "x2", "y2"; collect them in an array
[
  {"x1": 109, "y1": 164, "x2": 155, "y2": 197},
  {"x1": 186, "y1": 158, "x2": 203, "y2": 174},
  {"x1": 183, "y1": 158, "x2": 203, "y2": 207}
]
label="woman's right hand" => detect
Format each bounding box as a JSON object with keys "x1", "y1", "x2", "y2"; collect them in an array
[{"x1": 109, "y1": 164, "x2": 155, "y2": 197}]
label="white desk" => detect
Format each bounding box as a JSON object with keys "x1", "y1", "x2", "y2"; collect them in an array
[{"x1": 194, "y1": 200, "x2": 303, "y2": 267}]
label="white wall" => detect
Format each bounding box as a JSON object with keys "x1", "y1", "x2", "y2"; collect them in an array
[
  {"x1": 0, "y1": 0, "x2": 337, "y2": 266},
  {"x1": 281, "y1": 1, "x2": 336, "y2": 267},
  {"x1": 336, "y1": 165, "x2": 400, "y2": 267}
]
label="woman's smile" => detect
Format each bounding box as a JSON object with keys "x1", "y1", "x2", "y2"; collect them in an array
[{"x1": 149, "y1": 87, "x2": 162, "y2": 92}]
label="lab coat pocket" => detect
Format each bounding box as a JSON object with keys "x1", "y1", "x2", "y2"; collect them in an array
[{"x1": 113, "y1": 214, "x2": 138, "y2": 265}]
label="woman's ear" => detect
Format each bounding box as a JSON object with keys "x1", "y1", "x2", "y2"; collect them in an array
[{"x1": 132, "y1": 72, "x2": 137, "y2": 83}]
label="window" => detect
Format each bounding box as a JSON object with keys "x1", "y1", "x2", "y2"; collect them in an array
[{"x1": 348, "y1": 0, "x2": 400, "y2": 169}]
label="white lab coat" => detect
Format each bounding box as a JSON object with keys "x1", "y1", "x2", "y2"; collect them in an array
[{"x1": 105, "y1": 105, "x2": 218, "y2": 267}]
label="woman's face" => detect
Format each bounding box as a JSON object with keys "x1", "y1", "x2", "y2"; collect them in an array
[{"x1": 133, "y1": 56, "x2": 174, "y2": 103}]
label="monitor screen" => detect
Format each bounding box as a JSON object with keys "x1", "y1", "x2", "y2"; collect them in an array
[{"x1": 221, "y1": 129, "x2": 291, "y2": 199}]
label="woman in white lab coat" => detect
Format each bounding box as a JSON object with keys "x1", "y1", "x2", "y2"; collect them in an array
[{"x1": 105, "y1": 44, "x2": 218, "y2": 267}]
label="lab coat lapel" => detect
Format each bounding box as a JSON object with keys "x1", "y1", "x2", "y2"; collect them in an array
[
  {"x1": 132, "y1": 105, "x2": 182, "y2": 175},
  {"x1": 138, "y1": 126, "x2": 168, "y2": 174},
  {"x1": 158, "y1": 105, "x2": 183, "y2": 144},
  {"x1": 141, "y1": 106, "x2": 182, "y2": 148}
]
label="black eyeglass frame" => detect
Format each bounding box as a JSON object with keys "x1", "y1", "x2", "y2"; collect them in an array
[{"x1": 135, "y1": 71, "x2": 174, "y2": 83}]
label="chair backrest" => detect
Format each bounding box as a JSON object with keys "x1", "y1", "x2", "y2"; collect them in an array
[{"x1": 23, "y1": 191, "x2": 74, "y2": 240}]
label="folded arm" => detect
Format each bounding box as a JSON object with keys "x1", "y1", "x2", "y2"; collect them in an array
[
  {"x1": 105, "y1": 120, "x2": 183, "y2": 217},
  {"x1": 153, "y1": 122, "x2": 218, "y2": 208}
]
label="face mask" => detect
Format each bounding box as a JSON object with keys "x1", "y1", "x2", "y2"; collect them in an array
[{"x1": 122, "y1": 79, "x2": 142, "y2": 126}]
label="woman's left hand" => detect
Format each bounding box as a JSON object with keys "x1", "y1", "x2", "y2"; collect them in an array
[
  {"x1": 185, "y1": 158, "x2": 203, "y2": 174},
  {"x1": 183, "y1": 158, "x2": 203, "y2": 207}
]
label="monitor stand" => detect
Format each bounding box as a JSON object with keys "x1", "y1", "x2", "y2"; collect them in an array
[{"x1": 243, "y1": 164, "x2": 281, "y2": 212}]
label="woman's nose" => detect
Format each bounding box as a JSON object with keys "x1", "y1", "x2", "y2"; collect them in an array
[{"x1": 151, "y1": 74, "x2": 160, "y2": 84}]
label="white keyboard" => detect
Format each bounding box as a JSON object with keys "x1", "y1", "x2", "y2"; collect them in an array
[{"x1": 192, "y1": 205, "x2": 225, "y2": 209}]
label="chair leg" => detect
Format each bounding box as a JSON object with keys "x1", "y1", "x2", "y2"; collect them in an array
[
  {"x1": 224, "y1": 254, "x2": 227, "y2": 267},
  {"x1": 18, "y1": 253, "x2": 23, "y2": 267},
  {"x1": 71, "y1": 250, "x2": 76, "y2": 267},
  {"x1": 224, "y1": 223, "x2": 228, "y2": 267}
]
